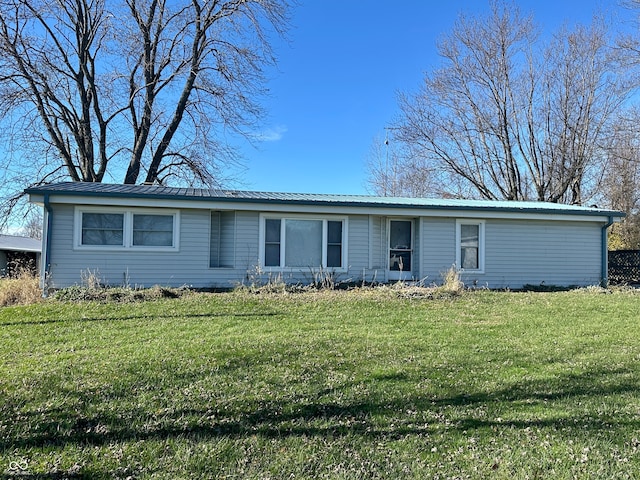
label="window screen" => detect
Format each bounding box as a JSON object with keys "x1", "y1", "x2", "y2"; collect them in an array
[{"x1": 210, "y1": 211, "x2": 236, "y2": 268}]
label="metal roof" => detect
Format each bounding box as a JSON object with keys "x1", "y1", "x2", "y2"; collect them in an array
[
  {"x1": 0, "y1": 234, "x2": 41, "y2": 253},
  {"x1": 25, "y1": 182, "x2": 625, "y2": 218}
]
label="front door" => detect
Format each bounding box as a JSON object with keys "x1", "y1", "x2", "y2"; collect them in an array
[{"x1": 388, "y1": 220, "x2": 412, "y2": 281}]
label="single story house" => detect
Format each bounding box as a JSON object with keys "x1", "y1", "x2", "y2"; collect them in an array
[
  {"x1": 0, "y1": 234, "x2": 41, "y2": 277},
  {"x1": 25, "y1": 182, "x2": 624, "y2": 292}
]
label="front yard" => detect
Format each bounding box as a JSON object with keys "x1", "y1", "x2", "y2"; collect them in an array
[{"x1": 1, "y1": 288, "x2": 640, "y2": 478}]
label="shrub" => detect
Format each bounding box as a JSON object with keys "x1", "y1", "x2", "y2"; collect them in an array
[
  {"x1": 52, "y1": 270, "x2": 189, "y2": 303},
  {"x1": 53, "y1": 284, "x2": 188, "y2": 303}
]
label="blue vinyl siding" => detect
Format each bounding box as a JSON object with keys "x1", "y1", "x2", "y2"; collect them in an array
[
  {"x1": 45, "y1": 204, "x2": 604, "y2": 290},
  {"x1": 418, "y1": 218, "x2": 601, "y2": 289}
]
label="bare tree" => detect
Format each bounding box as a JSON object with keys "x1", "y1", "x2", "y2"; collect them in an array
[
  {"x1": 22, "y1": 210, "x2": 42, "y2": 239},
  {"x1": 365, "y1": 134, "x2": 457, "y2": 198},
  {"x1": 0, "y1": 0, "x2": 289, "y2": 211},
  {"x1": 600, "y1": 112, "x2": 640, "y2": 248},
  {"x1": 392, "y1": 2, "x2": 631, "y2": 203},
  {"x1": 365, "y1": 136, "x2": 402, "y2": 197}
]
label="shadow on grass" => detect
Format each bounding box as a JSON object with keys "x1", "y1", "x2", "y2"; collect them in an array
[
  {"x1": 0, "y1": 311, "x2": 282, "y2": 327},
  {"x1": 2, "y1": 365, "x2": 639, "y2": 452}
]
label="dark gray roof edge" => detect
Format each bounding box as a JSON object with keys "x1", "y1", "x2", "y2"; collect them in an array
[{"x1": 25, "y1": 182, "x2": 626, "y2": 218}]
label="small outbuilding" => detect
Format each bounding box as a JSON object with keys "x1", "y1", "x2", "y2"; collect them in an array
[
  {"x1": 25, "y1": 182, "x2": 624, "y2": 292},
  {"x1": 0, "y1": 234, "x2": 41, "y2": 277}
]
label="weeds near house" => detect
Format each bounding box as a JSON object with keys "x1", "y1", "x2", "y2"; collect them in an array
[
  {"x1": 240, "y1": 264, "x2": 290, "y2": 294},
  {"x1": 0, "y1": 270, "x2": 41, "y2": 306},
  {"x1": 374, "y1": 265, "x2": 465, "y2": 299},
  {"x1": 435, "y1": 264, "x2": 464, "y2": 295},
  {"x1": 308, "y1": 266, "x2": 337, "y2": 290},
  {"x1": 53, "y1": 283, "x2": 188, "y2": 303},
  {"x1": 49, "y1": 268, "x2": 190, "y2": 303},
  {"x1": 441, "y1": 264, "x2": 463, "y2": 289},
  {"x1": 79, "y1": 268, "x2": 103, "y2": 290}
]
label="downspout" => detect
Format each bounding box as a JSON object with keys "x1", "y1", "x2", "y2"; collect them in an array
[
  {"x1": 601, "y1": 215, "x2": 614, "y2": 288},
  {"x1": 42, "y1": 193, "x2": 53, "y2": 297}
]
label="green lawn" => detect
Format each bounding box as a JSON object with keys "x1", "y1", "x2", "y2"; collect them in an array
[{"x1": 1, "y1": 289, "x2": 640, "y2": 479}]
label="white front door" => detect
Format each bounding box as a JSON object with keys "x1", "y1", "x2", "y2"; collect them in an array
[{"x1": 388, "y1": 220, "x2": 412, "y2": 281}]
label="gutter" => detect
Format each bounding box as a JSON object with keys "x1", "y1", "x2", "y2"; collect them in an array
[
  {"x1": 42, "y1": 193, "x2": 53, "y2": 297},
  {"x1": 601, "y1": 216, "x2": 615, "y2": 287}
]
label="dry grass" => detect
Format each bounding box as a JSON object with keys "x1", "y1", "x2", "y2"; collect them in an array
[{"x1": 0, "y1": 271, "x2": 42, "y2": 306}]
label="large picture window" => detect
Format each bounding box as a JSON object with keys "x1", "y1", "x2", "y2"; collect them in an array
[
  {"x1": 262, "y1": 216, "x2": 346, "y2": 269},
  {"x1": 285, "y1": 219, "x2": 322, "y2": 267},
  {"x1": 75, "y1": 208, "x2": 179, "y2": 250},
  {"x1": 456, "y1": 220, "x2": 485, "y2": 272}
]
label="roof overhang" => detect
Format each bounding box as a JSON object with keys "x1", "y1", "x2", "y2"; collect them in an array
[{"x1": 25, "y1": 183, "x2": 626, "y2": 223}]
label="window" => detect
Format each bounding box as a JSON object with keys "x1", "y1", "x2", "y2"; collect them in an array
[
  {"x1": 456, "y1": 220, "x2": 485, "y2": 272},
  {"x1": 261, "y1": 216, "x2": 346, "y2": 269},
  {"x1": 285, "y1": 219, "x2": 322, "y2": 267},
  {"x1": 133, "y1": 214, "x2": 174, "y2": 246},
  {"x1": 210, "y1": 211, "x2": 236, "y2": 268},
  {"x1": 82, "y1": 213, "x2": 124, "y2": 246},
  {"x1": 75, "y1": 208, "x2": 179, "y2": 250},
  {"x1": 327, "y1": 221, "x2": 343, "y2": 268},
  {"x1": 264, "y1": 219, "x2": 281, "y2": 267}
]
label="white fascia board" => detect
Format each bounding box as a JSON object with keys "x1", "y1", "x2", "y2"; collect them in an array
[
  {"x1": 26, "y1": 193, "x2": 44, "y2": 205},
  {"x1": 34, "y1": 193, "x2": 621, "y2": 223}
]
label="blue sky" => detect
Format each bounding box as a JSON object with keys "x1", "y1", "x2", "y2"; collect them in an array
[{"x1": 240, "y1": 0, "x2": 617, "y2": 195}]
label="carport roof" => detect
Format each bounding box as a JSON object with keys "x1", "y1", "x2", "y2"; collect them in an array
[{"x1": 0, "y1": 234, "x2": 41, "y2": 253}]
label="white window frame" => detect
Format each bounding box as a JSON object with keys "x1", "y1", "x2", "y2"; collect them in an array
[
  {"x1": 455, "y1": 219, "x2": 485, "y2": 273},
  {"x1": 74, "y1": 207, "x2": 180, "y2": 252},
  {"x1": 259, "y1": 214, "x2": 348, "y2": 272}
]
